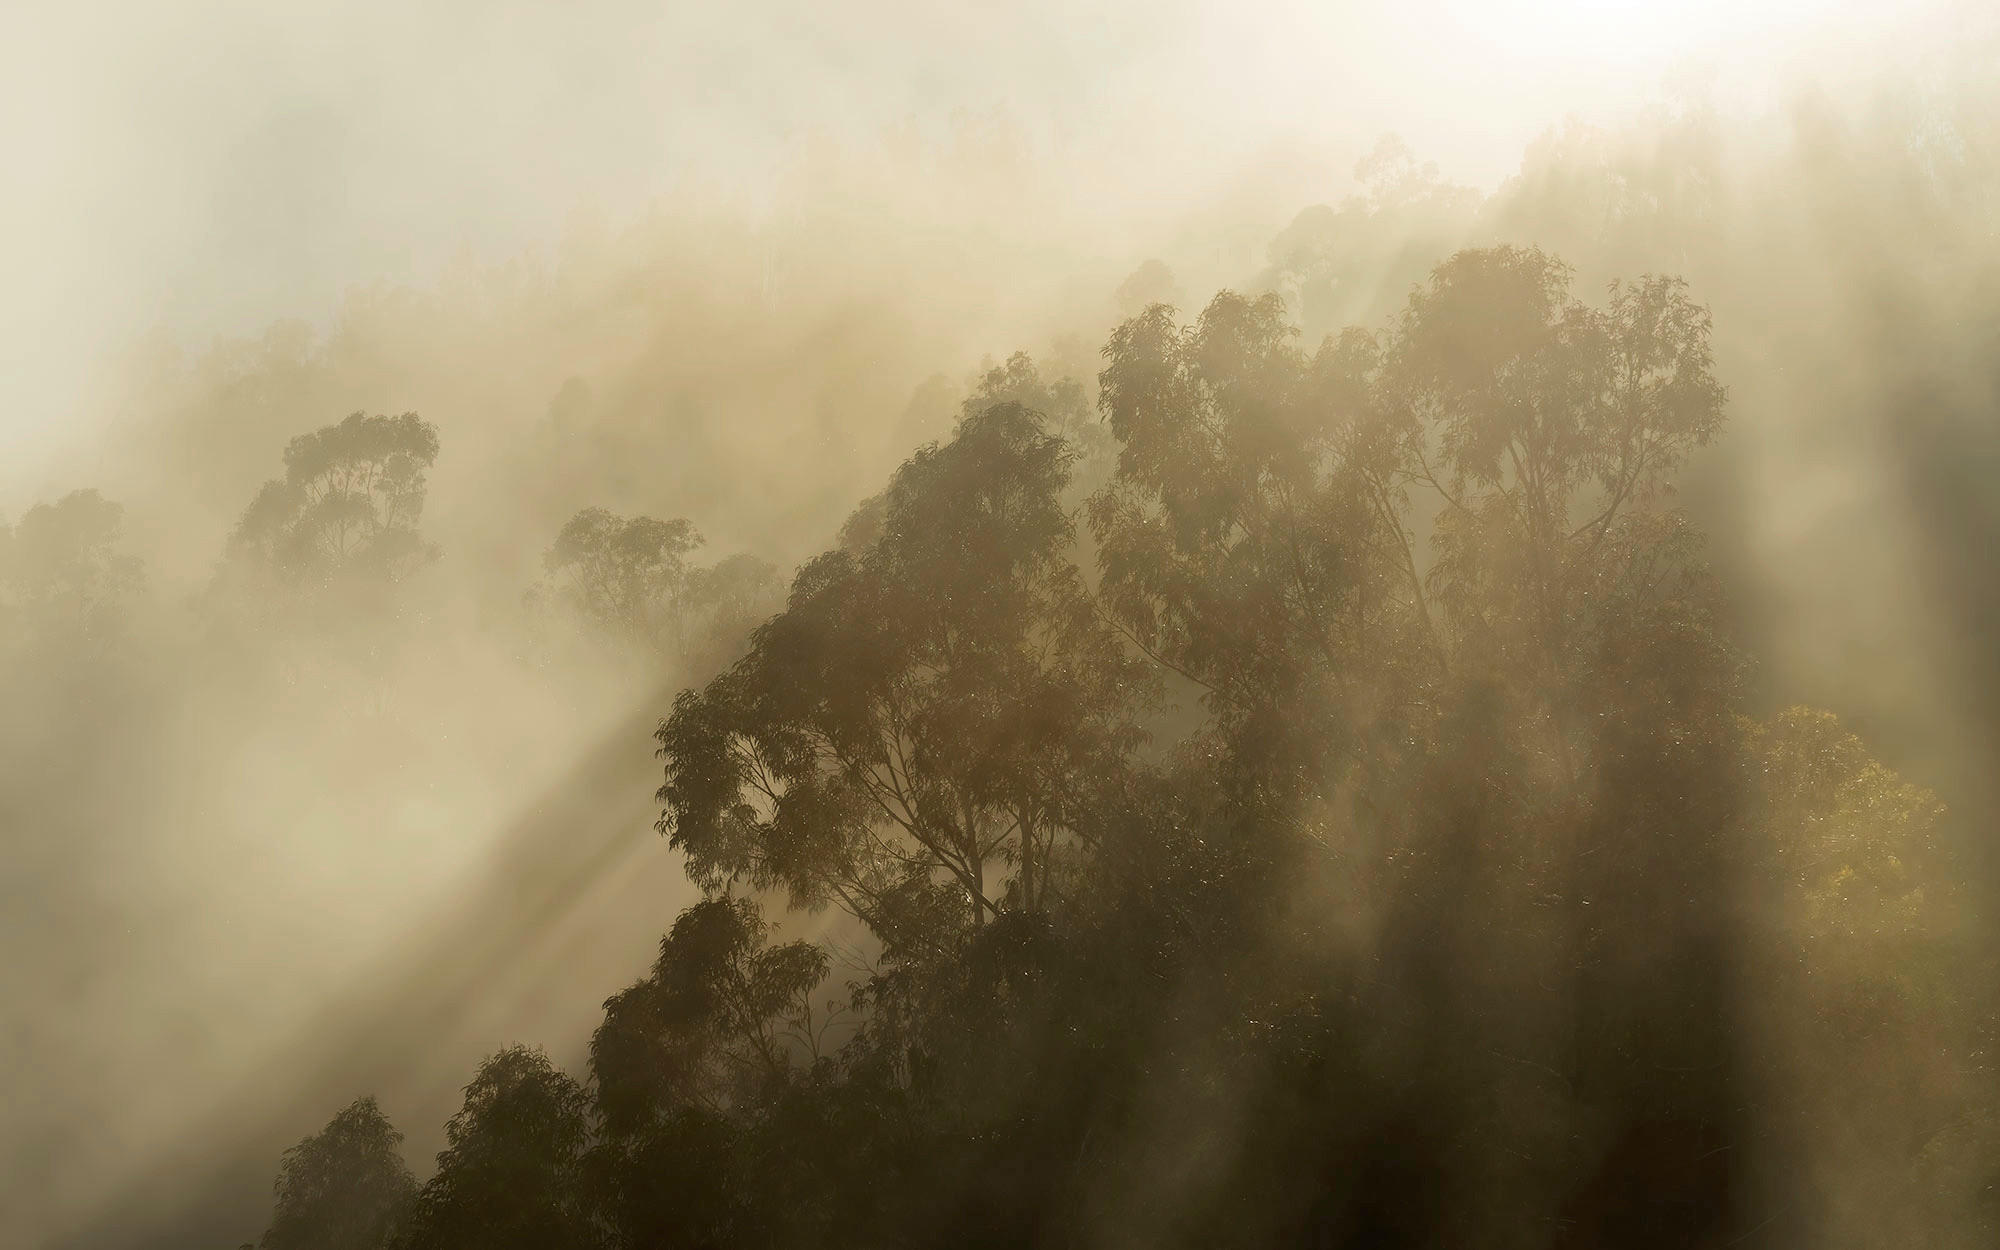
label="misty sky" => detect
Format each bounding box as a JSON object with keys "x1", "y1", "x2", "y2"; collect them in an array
[{"x1": 0, "y1": 0, "x2": 1966, "y2": 499}]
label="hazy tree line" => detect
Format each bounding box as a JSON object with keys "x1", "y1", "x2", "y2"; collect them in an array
[
  {"x1": 210, "y1": 244, "x2": 1994, "y2": 1250},
  {"x1": 2, "y1": 417, "x2": 769, "y2": 683},
  {"x1": 0, "y1": 397, "x2": 779, "y2": 1246}
]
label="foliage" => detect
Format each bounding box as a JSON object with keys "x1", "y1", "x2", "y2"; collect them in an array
[
  {"x1": 262, "y1": 1098, "x2": 414, "y2": 1250},
  {"x1": 592, "y1": 896, "x2": 831, "y2": 1129},
  {"x1": 0, "y1": 488, "x2": 143, "y2": 650},
  {"x1": 228, "y1": 411, "x2": 441, "y2": 590},
  {"x1": 534, "y1": 509, "x2": 783, "y2": 668},
  {"x1": 541, "y1": 507, "x2": 703, "y2": 649},
  {"x1": 396, "y1": 1047, "x2": 594, "y2": 1250},
  {"x1": 242, "y1": 247, "x2": 1993, "y2": 1250},
  {"x1": 962, "y1": 351, "x2": 1108, "y2": 480},
  {"x1": 657, "y1": 401, "x2": 1150, "y2": 940}
]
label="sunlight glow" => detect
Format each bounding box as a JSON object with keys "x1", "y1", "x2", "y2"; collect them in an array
[{"x1": 1442, "y1": 0, "x2": 1871, "y2": 70}]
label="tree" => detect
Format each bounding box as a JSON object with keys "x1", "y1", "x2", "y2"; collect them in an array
[
  {"x1": 961, "y1": 351, "x2": 1104, "y2": 473},
  {"x1": 261, "y1": 1097, "x2": 414, "y2": 1250},
  {"x1": 1257, "y1": 134, "x2": 1481, "y2": 339},
  {"x1": 1088, "y1": 246, "x2": 1742, "y2": 1243},
  {"x1": 685, "y1": 554, "x2": 779, "y2": 633},
  {"x1": 398, "y1": 1047, "x2": 593, "y2": 1250},
  {"x1": 592, "y1": 897, "x2": 830, "y2": 1131},
  {"x1": 1388, "y1": 247, "x2": 1726, "y2": 710},
  {"x1": 1113, "y1": 259, "x2": 1182, "y2": 317},
  {"x1": 0, "y1": 489, "x2": 142, "y2": 649},
  {"x1": 541, "y1": 507, "x2": 704, "y2": 654},
  {"x1": 234, "y1": 241, "x2": 1993, "y2": 1250},
  {"x1": 1090, "y1": 286, "x2": 1421, "y2": 817},
  {"x1": 229, "y1": 412, "x2": 440, "y2": 589},
  {"x1": 657, "y1": 403, "x2": 1150, "y2": 949},
  {"x1": 1745, "y1": 707, "x2": 1994, "y2": 1246},
  {"x1": 1086, "y1": 245, "x2": 1731, "y2": 862}
]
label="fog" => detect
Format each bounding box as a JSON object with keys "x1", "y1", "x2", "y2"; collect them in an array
[{"x1": 3, "y1": 2, "x2": 1997, "y2": 1247}]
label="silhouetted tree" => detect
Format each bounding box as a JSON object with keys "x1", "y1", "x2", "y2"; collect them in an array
[
  {"x1": 542, "y1": 507, "x2": 703, "y2": 652},
  {"x1": 1114, "y1": 258, "x2": 1182, "y2": 317},
  {"x1": 658, "y1": 402, "x2": 1150, "y2": 943},
  {"x1": 229, "y1": 412, "x2": 440, "y2": 589},
  {"x1": 1259, "y1": 134, "x2": 1481, "y2": 338},
  {"x1": 397, "y1": 1047, "x2": 593, "y2": 1250},
  {"x1": 593, "y1": 897, "x2": 830, "y2": 1130},
  {"x1": 261, "y1": 1098, "x2": 414, "y2": 1250}
]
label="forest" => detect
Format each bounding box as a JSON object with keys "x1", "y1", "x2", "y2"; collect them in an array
[
  {"x1": 6, "y1": 7, "x2": 2000, "y2": 1250},
  {"x1": 186, "y1": 244, "x2": 1990, "y2": 1250}
]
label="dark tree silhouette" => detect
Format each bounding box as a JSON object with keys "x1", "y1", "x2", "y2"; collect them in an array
[
  {"x1": 261, "y1": 1097, "x2": 413, "y2": 1250},
  {"x1": 593, "y1": 896, "x2": 830, "y2": 1130},
  {"x1": 396, "y1": 1047, "x2": 592, "y2": 1250},
  {"x1": 657, "y1": 402, "x2": 1150, "y2": 940}
]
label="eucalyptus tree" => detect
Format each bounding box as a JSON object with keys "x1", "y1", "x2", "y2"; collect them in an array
[
  {"x1": 656, "y1": 402, "x2": 1152, "y2": 953},
  {"x1": 1090, "y1": 245, "x2": 1741, "y2": 1244},
  {"x1": 261, "y1": 1098, "x2": 414, "y2": 1250},
  {"x1": 542, "y1": 507, "x2": 703, "y2": 654},
  {"x1": 592, "y1": 897, "x2": 830, "y2": 1132},
  {"x1": 396, "y1": 1047, "x2": 593, "y2": 1250},
  {"x1": 229, "y1": 411, "x2": 441, "y2": 590}
]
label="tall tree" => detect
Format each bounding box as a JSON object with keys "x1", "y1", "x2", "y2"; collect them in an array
[
  {"x1": 261, "y1": 1097, "x2": 414, "y2": 1250},
  {"x1": 398, "y1": 1047, "x2": 593, "y2": 1250},
  {"x1": 657, "y1": 403, "x2": 1150, "y2": 949},
  {"x1": 1089, "y1": 245, "x2": 1741, "y2": 1242}
]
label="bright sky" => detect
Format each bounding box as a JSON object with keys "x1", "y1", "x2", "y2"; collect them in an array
[{"x1": 0, "y1": 0, "x2": 1965, "y2": 498}]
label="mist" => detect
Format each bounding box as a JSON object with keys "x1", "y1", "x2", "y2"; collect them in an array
[{"x1": 3, "y1": 2, "x2": 1998, "y2": 1248}]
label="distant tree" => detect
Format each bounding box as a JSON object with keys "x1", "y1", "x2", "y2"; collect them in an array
[
  {"x1": 962, "y1": 351, "x2": 1106, "y2": 474},
  {"x1": 0, "y1": 489, "x2": 143, "y2": 649},
  {"x1": 1258, "y1": 134, "x2": 1481, "y2": 337},
  {"x1": 1114, "y1": 258, "x2": 1182, "y2": 317},
  {"x1": 229, "y1": 412, "x2": 440, "y2": 589},
  {"x1": 261, "y1": 1097, "x2": 414, "y2": 1250},
  {"x1": 685, "y1": 554, "x2": 778, "y2": 631},
  {"x1": 398, "y1": 1047, "x2": 592, "y2": 1250},
  {"x1": 682, "y1": 553, "x2": 782, "y2": 668},
  {"x1": 541, "y1": 507, "x2": 703, "y2": 655}
]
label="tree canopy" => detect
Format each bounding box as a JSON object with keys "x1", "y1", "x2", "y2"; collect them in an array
[
  {"x1": 229, "y1": 411, "x2": 441, "y2": 590},
  {"x1": 261, "y1": 1098, "x2": 414, "y2": 1250},
  {"x1": 238, "y1": 247, "x2": 1994, "y2": 1250}
]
